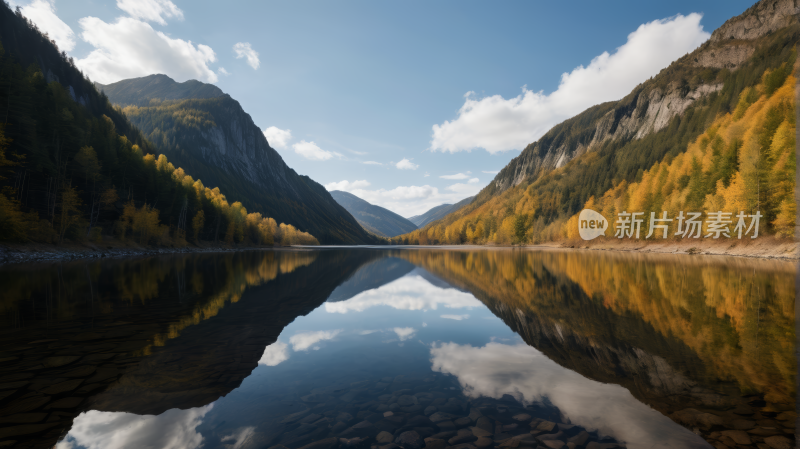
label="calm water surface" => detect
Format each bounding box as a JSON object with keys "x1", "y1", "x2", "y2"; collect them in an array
[{"x1": 0, "y1": 248, "x2": 795, "y2": 449}]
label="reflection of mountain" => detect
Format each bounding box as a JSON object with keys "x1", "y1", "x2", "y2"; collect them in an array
[
  {"x1": 397, "y1": 249, "x2": 796, "y2": 448},
  {"x1": 0, "y1": 250, "x2": 379, "y2": 449},
  {"x1": 326, "y1": 257, "x2": 415, "y2": 302}
]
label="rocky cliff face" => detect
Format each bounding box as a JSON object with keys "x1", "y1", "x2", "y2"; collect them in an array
[
  {"x1": 488, "y1": 0, "x2": 799, "y2": 196},
  {"x1": 493, "y1": 82, "x2": 723, "y2": 192},
  {"x1": 98, "y1": 75, "x2": 378, "y2": 244}
]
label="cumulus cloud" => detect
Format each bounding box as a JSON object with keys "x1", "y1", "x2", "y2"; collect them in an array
[
  {"x1": 259, "y1": 341, "x2": 289, "y2": 366},
  {"x1": 234, "y1": 42, "x2": 260, "y2": 70},
  {"x1": 289, "y1": 330, "x2": 341, "y2": 351},
  {"x1": 76, "y1": 16, "x2": 217, "y2": 84},
  {"x1": 324, "y1": 275, "x2": 481, "y2": 314},
  {"x1": 482, "y1": 170, "x2": 499, "y2": 175},
  {"x1": 440, "y1": 172, "x2": 471, "y2": 180},
  {"x1": 116, "y1": 0, "x2": 183, "y2": 25},
  {"x1": 57, "y1": 405, "x2": 213, "y2": 449},
  {"x1": 218, "y1": 67, "x2": 230, "y2": 76},
  {"x1": 395, "y1": 158, "x2": 419, "y2": 170},
  {"x1": 430, "y1": 14, "x2": 710, "y2": 153},
  {"x1": 468, "y1": 178, "x2": 479, "y2": 184},
  {"x1": 292, "y1": 140, "x2": 341, "y2": 161},
  {"x1": 263, "y1": 126, "x2": 292, "y2": 149},
  {"x1": 393, "y1": 327, "x2": 417, "y2": 341},
  {"x1": 363, "y1": 161, "x2": 383, "y2": 165},
  {"x1": 441, "y1": 314, "x2": 469, "y2": 320},
  {"x1": 326, "y1": 180, "x2": 483, "y2": 217},
  {"x1": 325, "y1": 179, "x2": 371, "y2": 191},
  {"x1": 19, "y1": 0, "x2": 76, "y2": 52},
  {"x1": 430, "y1": 342, "x2": 707, "y2": 449}
]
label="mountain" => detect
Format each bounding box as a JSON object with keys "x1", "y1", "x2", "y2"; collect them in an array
[
  {"x1": 96, "y1": 75, "x2": 379, "y2": 245},
  {"x1": 408, "y1": 196, "x2": 475, "y2": 228},
  {"x1": 0, "y1": 3, "x2": 325, "y2": 247},
  {"x1": 394, "y1": 0, "x2": 798, "y2": 245},
  {"x1": 329, "y1": 190, "x2": 417, "y2": 238}
]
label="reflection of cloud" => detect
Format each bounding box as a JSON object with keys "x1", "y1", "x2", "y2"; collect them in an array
[
  {"x1": 56, "y1": 405, "x2": 212, "y2": 449},
  {"x1": 430, "y1": 343, "x2": 707, "y2": 449},
  {"x1": 290, "y1": 330, "x2": 341, "y2": 351},
  {"x1": 441, "y1": 314, "x2": 469, "y2": 320},
  {"x1": 393, "y1": 327, "x2": 416, "y2": 341},
  {"x1": 324, "y1": 275, "x2": 481, "y2": 314},
  {"x1": 259, "y1": 341, "x2": 289, "y2": 366},
  {"x1": 221, "y1": 426, "x2": 256, "y2": 449}
]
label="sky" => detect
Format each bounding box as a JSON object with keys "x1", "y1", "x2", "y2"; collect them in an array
[{"x1": 11, "y1": 0, "x2": 755, "y2": 217}]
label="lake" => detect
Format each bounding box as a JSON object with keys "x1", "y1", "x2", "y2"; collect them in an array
[{"x1": 0, "y1": 248, "x2": 795, "y2": 449}]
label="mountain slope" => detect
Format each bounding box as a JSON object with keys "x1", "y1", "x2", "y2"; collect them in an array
[
  {"x1": 97, "y1": 75, "x2": 379, "y2": 245},
  {"x1": 408, "y1": 196, "x2": 475, "y2": 228},
  {"x1": 0, "y1": 4, "x2": 322, "y2": 246},
  {"x1": 330, "y1": 190, "x2": 417, "y2": 238},
  {"x1": 394, "y1": 0, "x2": 798, "y2": 245}
]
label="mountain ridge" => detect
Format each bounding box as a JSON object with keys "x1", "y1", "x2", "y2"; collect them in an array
[
  {"x1": 329, "y1": 190, "x2": 417, "y2": 238},
  {"x1": 408, "y1": 196, "x2": 475, "y2": 228}
]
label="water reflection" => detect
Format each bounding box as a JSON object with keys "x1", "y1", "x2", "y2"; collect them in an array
[{"x1": 0, "y1": 248, "x2": 794, "y2": 449}]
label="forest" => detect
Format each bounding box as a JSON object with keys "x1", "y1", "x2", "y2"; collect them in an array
[
  {"x1": 392, "y1": 28, "x2": 797, "y2": 246},
  {"x1": 0, "y1": 5, "x2": 318, "y2": 248}
]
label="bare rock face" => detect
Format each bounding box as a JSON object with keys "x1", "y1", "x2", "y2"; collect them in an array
[
  {"x1": 692, "y1": 43, "x2": 755, "y2": 69},
  {"x1": 709, "y1": 0, "x2": 800, "y2": 43},
  {"x1": 491, "y1": 81, "x2": 722, "y2": 193}
]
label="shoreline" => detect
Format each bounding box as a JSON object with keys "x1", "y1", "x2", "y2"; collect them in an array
[
  {"x1": 2, "y1": 235, "x2": 796, "y2": 266},
  {"x1": 0, "y1": 241, "x2": 312, "y2": 266},
  {"x1": 541, "y1": 235, "x2": 799, "y2": 260}
]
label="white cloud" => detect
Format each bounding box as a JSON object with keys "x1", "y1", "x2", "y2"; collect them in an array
[
  {"x1": 57, "y1": 405, "x2": 213, "y2": 449},
  {"x1": 221, "y1": 427, "x2": 256, "y2": 449},
  {"x1": 441, "y1": 314, "x2": 469, "y2": 320},
  {"x1": 19, "y1": 0, "x2": 76, "y2": 52},
  {"x1": 430, "y1": 14, "x2": 710, "y2": 153},
  {"x1": 263, "y1": 126, "x2": 292, "y2": 149},
  {"x1": 218, "y1": 67, "x2": 230, "y2": 76},
  {"x1": 325, "y1": 179, "x2": 371, "y2": 191},
  {"x1": 289, "y1": 330, "x2": 341, "y2": 351},
  {"x1": 395, "y1": 158, "x2": 419, "y2": 170},
  {"x1": 440, "y1": 172, "x2": 471, "y2": 180},
  {"x1": 468, "y1": 178, "x2": 479, "y2": 184},
  {"x1": 446, "y1": 182, "x2": 481, "y2": 195},
  {"x1": 482, "y1": 170, "x2": 499, "y2": 175},
  {"x1": 76, "y1": 16, "x2": 217, "y2": 84},
  {"x1": 116, "y1": 0, "x2": 183, "y2": 25},
  {"x1": 233, "y1": 42, "x2": 260, "y2": 70},
  {"x1": 258, "y1": 341, "x2": 289, "y2": 366},
  {"x1": 393, "y1": 327, "x2": 417, "y2": 341},
  {"x1": 328, "y1": 180, "x2": 483, "y2": 217},
  {"x1": 348, "y1": 149, "x2": 368, "y2": 155},
  {"x1": 292, "y1": 140, "x2": 340, "y2": 161},
  {"x1": 324, "y1": 275, "x2": 481, "y2": 314},
  {"x1": 424, "y1": 172, "x2": 430, "y2": 177},
  {"x1": 363, "y1": 161, "x2": 383, "y2": 165},
  {"x1": 430, "y1": 342, "x2": 707, "y2": 449}
]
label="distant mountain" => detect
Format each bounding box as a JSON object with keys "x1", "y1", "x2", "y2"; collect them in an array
[
  {"x1": 97, "y1": 75, "x2": 379, "y2": 245},
  {"x1": 329, "y1": 191, "x2": 417, "y2": 238},
  {"x1": 408, "y1": 196, "x2": 475, "y2": 228}
]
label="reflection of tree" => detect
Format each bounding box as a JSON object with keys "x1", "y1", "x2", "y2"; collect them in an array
[
  {"x1": 396, "y1": 249, "x2": 795, "y2": 436},
  {"x1": 0, "y1": 251, "x2": 317, "y2": 330}
]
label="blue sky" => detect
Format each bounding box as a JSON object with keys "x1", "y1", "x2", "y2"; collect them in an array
[{"x1": 13, "y1": 0, "x2": 755, "y2": 216}]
